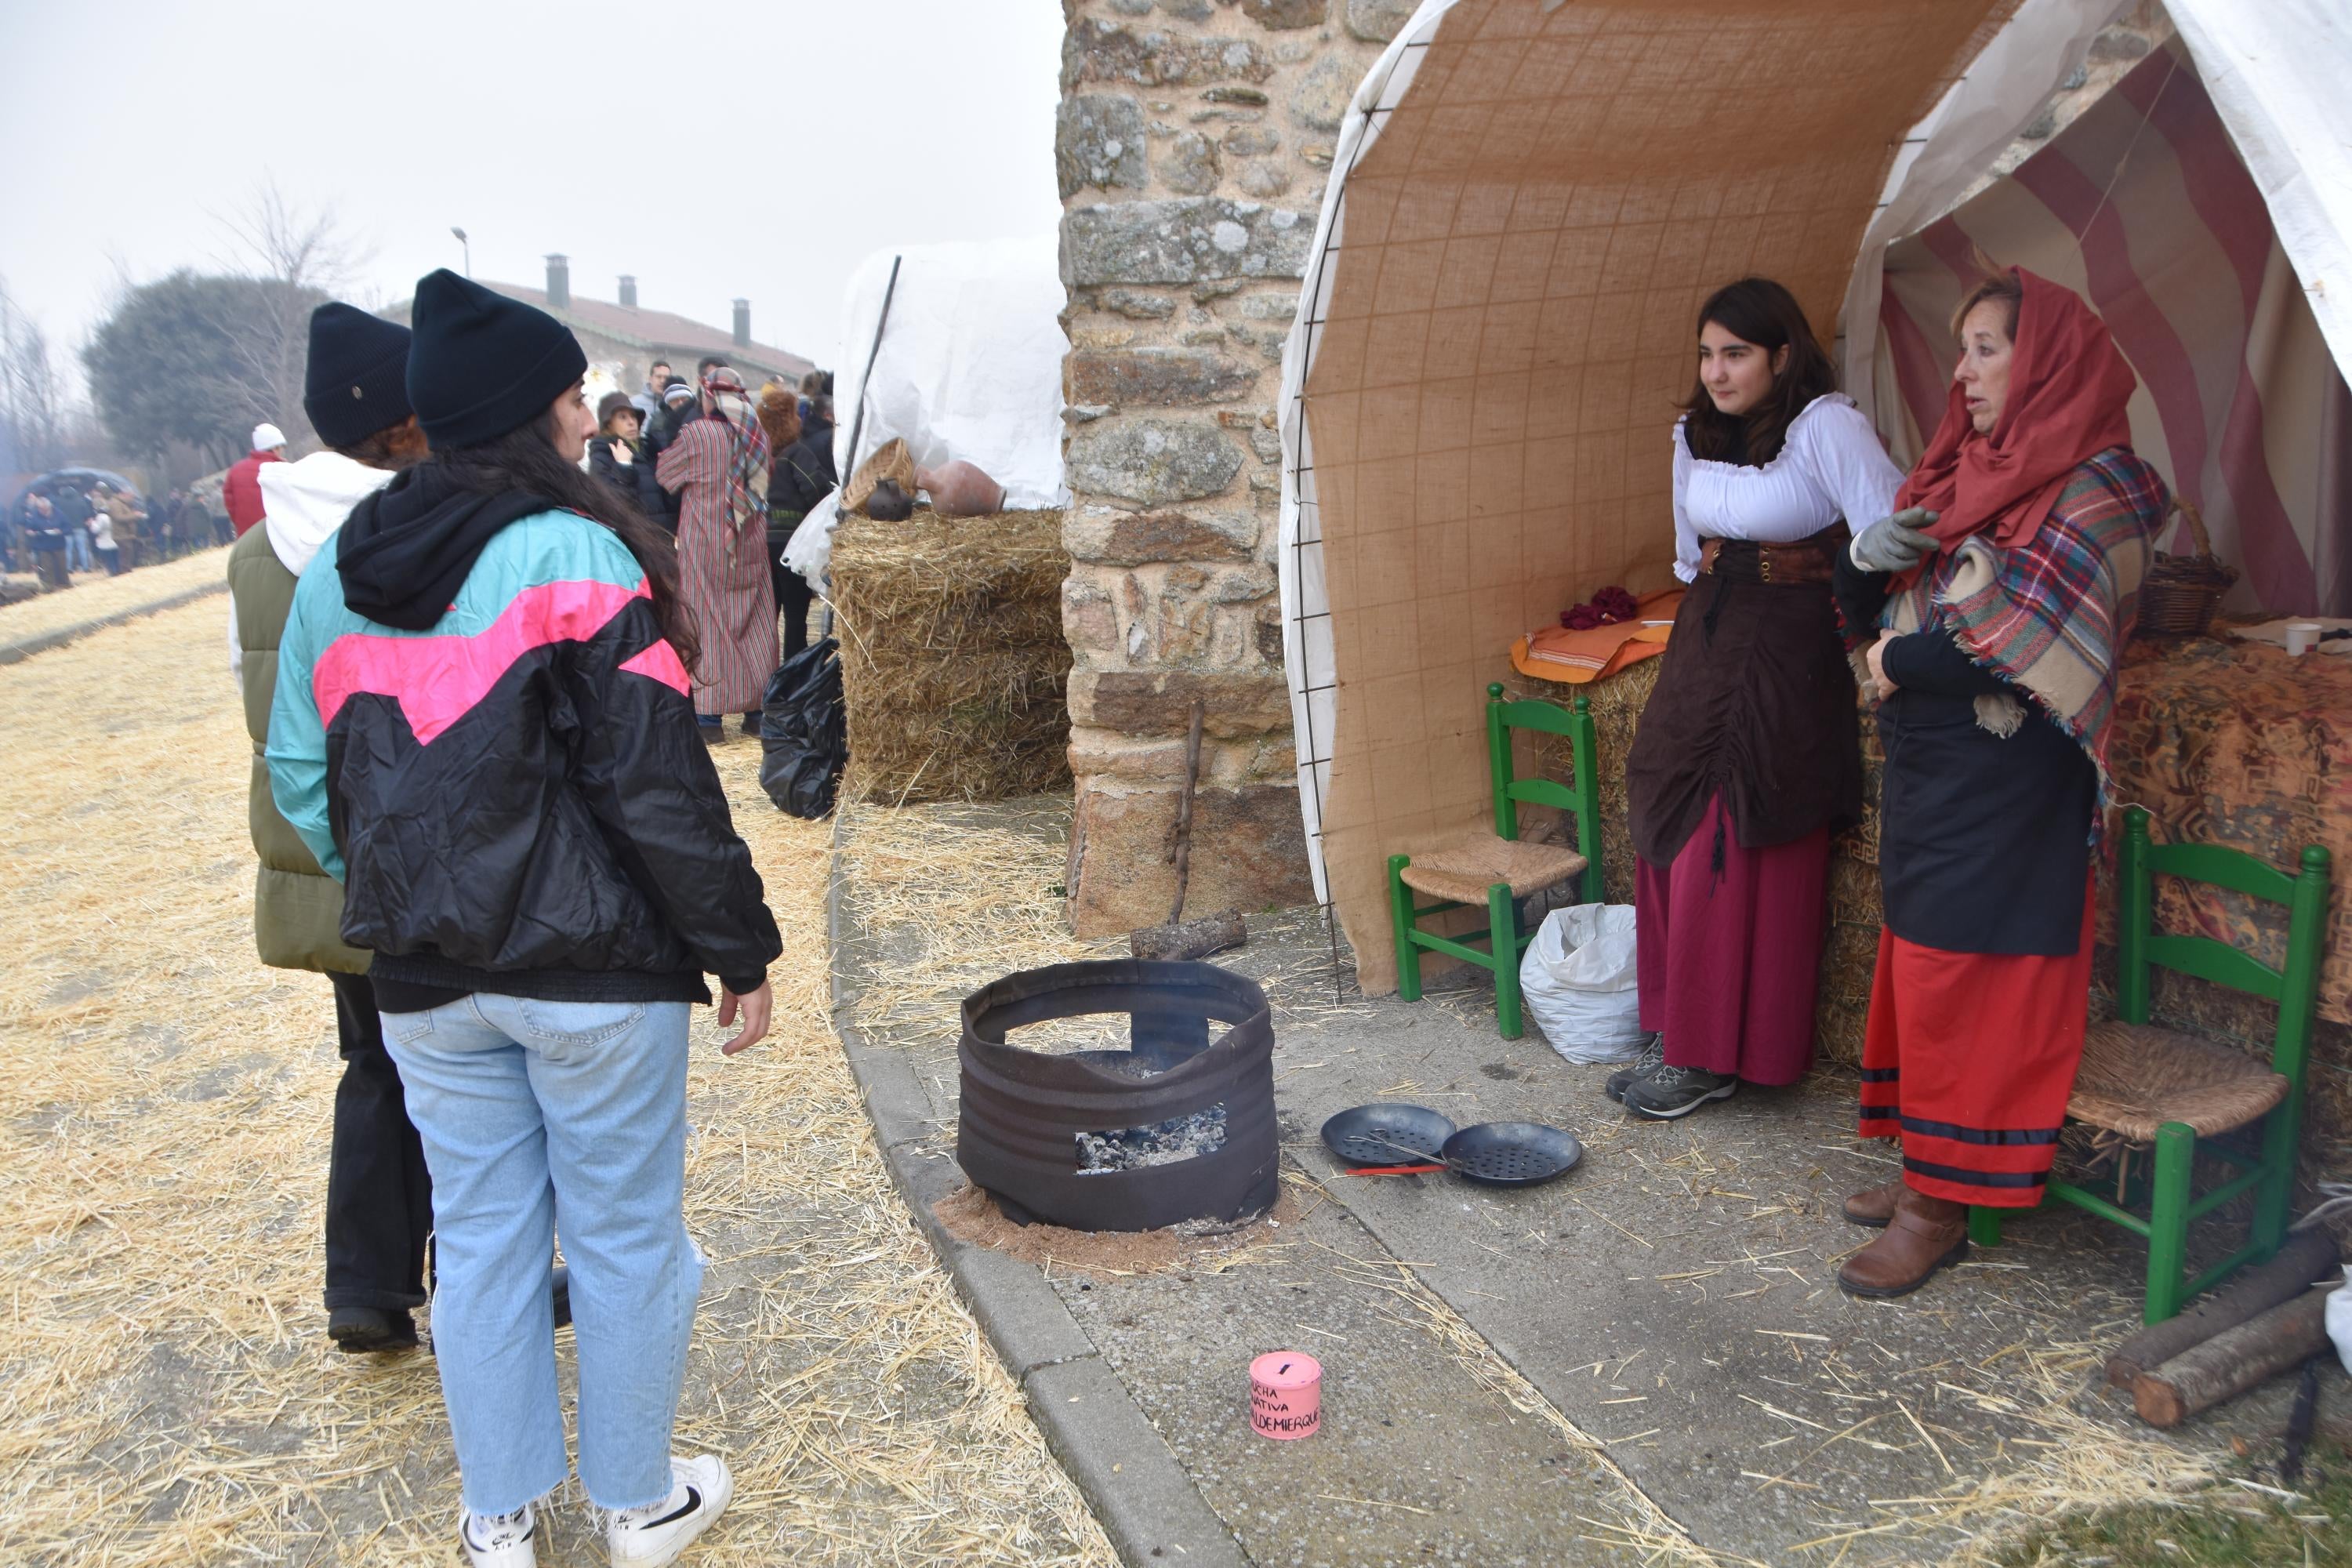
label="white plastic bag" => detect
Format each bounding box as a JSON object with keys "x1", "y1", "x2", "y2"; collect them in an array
[
  {"x1": 1519, "y1": 903, "x2": 1643, "y2": 1063},
  {"x1": 784, "y1": 489, "x2": 841, "y2": 588},
  {"x1": 2328, "y1": 1265, "x2": 2352, "y2": 1377}
]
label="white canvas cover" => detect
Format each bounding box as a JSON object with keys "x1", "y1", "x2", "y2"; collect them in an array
[
  {"x1": 1276, "y1": 0, "x2": 2352, "y2": 986},
  {"x1": 833, "y1": 234, "x2": 1073, "y2": 510},
  {"x1": 789, "y1": 235, "x2": 1071, "y2": 586}
]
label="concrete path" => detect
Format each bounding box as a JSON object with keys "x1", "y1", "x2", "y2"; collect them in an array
[{"x1": 830, "y1": 798, "x2": 2335, "y2": 1566}]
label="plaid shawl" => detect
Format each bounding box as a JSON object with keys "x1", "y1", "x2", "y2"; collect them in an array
[
  {"x1": 710, "y1": 391, "x2": 772, "y2": 536},
  {"x1": 1885, "y1": 446, "x2": 2165, "y2": 798}
]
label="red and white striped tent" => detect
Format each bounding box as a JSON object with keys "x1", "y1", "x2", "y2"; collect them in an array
[{"x1": 1274, "y1": 0, "x2": 2352, "y2": 990}]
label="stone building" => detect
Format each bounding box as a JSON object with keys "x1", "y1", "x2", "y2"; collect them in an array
[
  {"x1": 387, "y1": 256, "x2": 813, "y2": 397},
  {"x1": 1055, "y1": 0, "x2": 1407, "y2": 935},
  {"x1": 1052, "y1": 0, "x2": 2173, "y2": 938}
]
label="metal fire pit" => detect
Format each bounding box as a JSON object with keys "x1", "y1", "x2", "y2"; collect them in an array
[{"x1": 957, "y1": 960, "x2": 1279, "y2": 1232}]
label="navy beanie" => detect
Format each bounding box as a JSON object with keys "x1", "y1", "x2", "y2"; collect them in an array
[
  {"x1": 405, "y1": 269, "x2": 588, "y2": 450},
  {"x1": 303, "y1": 303, "x2": 414, "y2": 448}
]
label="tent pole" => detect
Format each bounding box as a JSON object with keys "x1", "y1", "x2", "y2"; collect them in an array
[
  {"x1": 840, "y1": 254, "x2": 904, "y2": 496},
  {"x1": 818, "y1": 253, "x2": 902, "y2": 640}
]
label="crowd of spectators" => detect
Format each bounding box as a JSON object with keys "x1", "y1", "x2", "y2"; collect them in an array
[{"x1": 2, "y1": 474, "x2": 230, "y2": 589}]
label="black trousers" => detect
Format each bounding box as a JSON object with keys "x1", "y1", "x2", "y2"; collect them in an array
[
  {"x1": 768, "y1": 530, "x2": 815, "y2": 662},
  {"x1": 325, "y1": 971, "x2": 434, "y2": 1311}
]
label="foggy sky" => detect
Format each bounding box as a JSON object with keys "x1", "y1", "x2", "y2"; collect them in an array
[{"x1": 0, "y1": 0, "x2": 1065, "y2": 383}]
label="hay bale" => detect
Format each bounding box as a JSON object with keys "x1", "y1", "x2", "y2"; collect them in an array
[{"x1": 831, "y1": 506, "x2": 1073, "y2": 804}]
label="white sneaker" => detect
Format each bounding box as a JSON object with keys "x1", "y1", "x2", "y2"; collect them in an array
[
  {"x1": 608, "y1": 1454, "x2": 734, "y2": 1567},
  {"x1": 459, "y1": 1503, "x2": 537, "y2": 1568}
]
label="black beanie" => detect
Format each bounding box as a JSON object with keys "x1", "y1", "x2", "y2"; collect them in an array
[
  {"x1": 303, "y1": 303, "x2": 414, "y2": 448},
  {"x1": 404, "y1": 269, "x2": 588, "y2": 451}
]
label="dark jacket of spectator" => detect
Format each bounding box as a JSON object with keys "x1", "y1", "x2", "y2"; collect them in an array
[
  {"x1": 588, "y1": 434, "x2": 667, "y2": 526},
  {"x1": 768, "y1": 412, "x2": 837, "y2": 517}
]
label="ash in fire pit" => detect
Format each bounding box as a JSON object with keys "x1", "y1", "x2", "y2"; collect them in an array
[
  {"x1": 958, "y1": 960, "x2": 1278, "y2": 1231},
  {"x1": 1076, "y1": 1104, "x2": 1227, "y2": 1174}
]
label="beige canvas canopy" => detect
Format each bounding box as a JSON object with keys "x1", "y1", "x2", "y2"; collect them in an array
[{"x1": 1275, "y1": 0, "x2": 2352, "y2": 993}]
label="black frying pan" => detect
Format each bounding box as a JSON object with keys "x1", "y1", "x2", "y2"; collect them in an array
[
  {"x1": 1319, "y1": 1104, "x2": 1457, "y2": 1167},
  {"x1": 1439, "y1": 1122, "x2": 1583, "y2": 1187}
]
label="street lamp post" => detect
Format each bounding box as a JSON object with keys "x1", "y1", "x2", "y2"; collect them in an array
[{"x1": 450, "y1": 227, "x2": 470, "y2": 278}]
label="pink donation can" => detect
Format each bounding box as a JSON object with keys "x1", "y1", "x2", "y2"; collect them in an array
[{"x1": 1249, "y1": 1351, "x2": 1323, "y2": 1440}]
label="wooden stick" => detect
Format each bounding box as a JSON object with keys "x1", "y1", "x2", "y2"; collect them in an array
[
  {"x1": 1129, "y1": 909, "x2": 1246, "y2": 963},
  {"x1": 2105, "y1": 1227, "x2": 2339, "y2": 1387},
  {"x1": 1167, "y1": 696, "x2": 1205, "y2": 925},
  {"x1": 2131, "y1": 1286, "x2": 2335, "y2": 1428}
]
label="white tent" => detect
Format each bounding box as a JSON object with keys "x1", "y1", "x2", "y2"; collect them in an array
[
  {"x1": 789, "y1": 235, "x2": 1071, "y2": 583},
  {"x1": 1275, "y1": 0, "x2": 2352, "y2": 989}
]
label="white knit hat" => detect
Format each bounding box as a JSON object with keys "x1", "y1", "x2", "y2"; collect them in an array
[{"x1": 252, "y1": 422, "x2": 286, "y2": 451}]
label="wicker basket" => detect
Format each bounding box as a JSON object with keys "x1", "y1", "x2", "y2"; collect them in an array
[{"x1": 2136, "y1": 499, "x2": 2236, "y2": 638}]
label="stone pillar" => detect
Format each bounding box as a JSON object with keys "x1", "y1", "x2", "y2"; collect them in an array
[{"x1": 1056, "y1": 0, "x2": 1394, "y2": 937}]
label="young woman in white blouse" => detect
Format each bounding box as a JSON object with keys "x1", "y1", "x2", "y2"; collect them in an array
[{"x1": 1615, "y1": 278, "x2": 1910, "y2": 1119}]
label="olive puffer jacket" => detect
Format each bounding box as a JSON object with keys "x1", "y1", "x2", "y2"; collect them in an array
[{"x1": 229, "y1": 453, "x2": 394, "y2": 975}]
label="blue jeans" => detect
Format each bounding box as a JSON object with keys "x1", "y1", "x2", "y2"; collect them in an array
[
  {"x1": 64, "y1": 527, "x2": 91, "y2": 572},
  {"x1": 384, "y1": 995, "x2": 701, "y2": 1515}
]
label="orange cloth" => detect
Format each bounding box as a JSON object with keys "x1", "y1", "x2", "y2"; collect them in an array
[{"x1": 1510, "y1": 588, "x2": 1682, "y2": 684}]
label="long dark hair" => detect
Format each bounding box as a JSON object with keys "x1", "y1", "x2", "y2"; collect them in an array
[
  {"x1": 429, "y1": 412, "x2": 702, "y2": 673},
  {"x1": 1679, "y1": 277, "x2": 1838, "y2": 466}
]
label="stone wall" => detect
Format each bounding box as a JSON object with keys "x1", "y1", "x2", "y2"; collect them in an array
[{"x1": 1055, "y1": 0, "x2": 1400, "y2": 935}]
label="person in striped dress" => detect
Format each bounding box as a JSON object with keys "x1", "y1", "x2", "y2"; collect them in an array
[{"x1": 658, "y1": 368, "x2": 777, "y2": 736}]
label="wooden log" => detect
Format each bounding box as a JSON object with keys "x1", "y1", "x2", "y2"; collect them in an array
[
  {"x1": 1129, "y1": 909, "x2": 1246, "y2": 963},
  {"x1": 2105, "y1": 1227, "x2": 2340, "y2": 1387},
  {"x1": 2130, "y1": 1286, "x2": 2335, "y2": 1428}
]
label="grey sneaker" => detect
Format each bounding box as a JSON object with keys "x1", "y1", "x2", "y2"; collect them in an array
[
  {"x1": 1605, "y1": 1033, "x2": 1666, "y2": 1102},
  {"x1": 1623, "y1": 1064, "x2": 1738, "y2": 1120}
]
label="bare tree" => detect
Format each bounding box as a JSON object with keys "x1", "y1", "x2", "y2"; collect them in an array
[
  {"x1": 0, "y1": 277, "x2": 68, "y2": 474},
  {"x1": 201, "y1": 180, "x2": 374, "y2": 455}
]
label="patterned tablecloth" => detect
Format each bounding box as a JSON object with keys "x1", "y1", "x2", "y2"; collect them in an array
[{"x1": 2107, "y1": 633, "x2": 2352, "y2": 1026}]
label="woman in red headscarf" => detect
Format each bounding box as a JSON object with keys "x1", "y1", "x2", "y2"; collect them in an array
[{"x1": 1829, "y1": 266, "x2": 2166, "y2": 1298}]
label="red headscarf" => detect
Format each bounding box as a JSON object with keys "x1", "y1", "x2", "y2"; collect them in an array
[{"x1": 1893, "y1": 268, "x2": 2137, "y2": 582}]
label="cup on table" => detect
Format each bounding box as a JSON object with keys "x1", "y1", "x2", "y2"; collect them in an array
[{"x1": 2284, "y1": 621, "x2": 2324, "y2": 656}]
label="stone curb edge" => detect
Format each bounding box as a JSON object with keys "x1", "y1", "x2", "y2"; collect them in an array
[
  {"x1": 0, "y1": 579, "x2": 230, "y2": 666},
  {"x1": 823, "y1": 813, "x2": 1251, "y2": 1568}
]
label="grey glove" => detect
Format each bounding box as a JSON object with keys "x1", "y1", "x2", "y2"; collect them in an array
[{"x1": 1849, "y1": 507, "x2": 1940, "y2": 574}]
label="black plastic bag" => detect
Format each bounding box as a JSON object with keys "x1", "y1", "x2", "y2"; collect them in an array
[{"x1": 760, "y1": 637, "x2": 847, "y2": 818}]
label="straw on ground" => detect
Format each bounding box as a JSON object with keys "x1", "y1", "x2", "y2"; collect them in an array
[
  {"x1": 0, "y1": 599, "x2": 1114, "y2": 1566},
  {"x1": 0, "y1": 546, "x2": 232, "y2": 645}
]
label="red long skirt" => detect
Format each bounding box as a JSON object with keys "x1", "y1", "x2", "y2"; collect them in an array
[
  {"x1": 1634, "y1": 792, "x2": 1830, "y2": 1086},
  {"x1": 1857, "y1": 880, "x2": 2096, "y2": 1208}
]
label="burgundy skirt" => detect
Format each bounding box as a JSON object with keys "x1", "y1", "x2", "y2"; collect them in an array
[{"x1": 1635, "y1": 791, "x2": 1830, "y2": 1086}]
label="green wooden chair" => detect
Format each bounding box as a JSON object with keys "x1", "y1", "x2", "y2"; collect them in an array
[
  {"x1": 1969, "y1": 806, "x2": 2332, "y2": 1324},
  {"x1": 1385, "y1": 684, "x2": 1604, "y2": 1039}
]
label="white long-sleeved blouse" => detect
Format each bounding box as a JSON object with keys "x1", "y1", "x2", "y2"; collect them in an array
[{"x1": 1671, "y1": 394, "x2": 1904, "y2": 583}]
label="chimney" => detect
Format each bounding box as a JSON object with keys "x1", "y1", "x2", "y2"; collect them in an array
[
  {"x1": 618, "y1": 274, "x2": 638, "y2": 309},
  {"x1": 545, "y1": 254, "x2": 571, "y2": 310},
  {"x1": 731, "y1": 299, "x2": 750, "y2": 349}
]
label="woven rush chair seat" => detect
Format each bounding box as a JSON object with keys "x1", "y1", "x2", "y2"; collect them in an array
[
  {"x1": 2067, "y1": 1019, "x2": 2289, "y2": 1143},
  {"x1": 1396, "y1": 832, "x2": 1588, "y2": 906},
  {"x1": 1387, "y1": 686, "x2": 1602, "y2": 1039}
]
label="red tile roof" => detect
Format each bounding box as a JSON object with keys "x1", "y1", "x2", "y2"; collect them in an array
[{"x1": 389, "y1": 282, "x2": 816, "y2": 381}]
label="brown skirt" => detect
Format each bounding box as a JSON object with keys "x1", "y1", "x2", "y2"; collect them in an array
[{"x1": 1624, "y1": 568, "x2": 1861, "y2": 866}]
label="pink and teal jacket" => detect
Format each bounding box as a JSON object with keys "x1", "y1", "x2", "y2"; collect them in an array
[{"x1": 268, "y1": 505, "x2": 779, "y2": 1007}]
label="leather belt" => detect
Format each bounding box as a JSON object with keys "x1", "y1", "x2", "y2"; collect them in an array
[{"x1": 1699, "y1": 524, "x2": 1846, "y2": 586}]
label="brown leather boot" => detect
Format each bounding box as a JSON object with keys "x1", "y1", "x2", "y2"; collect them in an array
[
  {"x1": 1837, "y1": 1189, "x2": 1968, "y2": 1298},
  {"x1": 1842, "y1": 1177, "x2": 1907, "y2": 1229}
]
